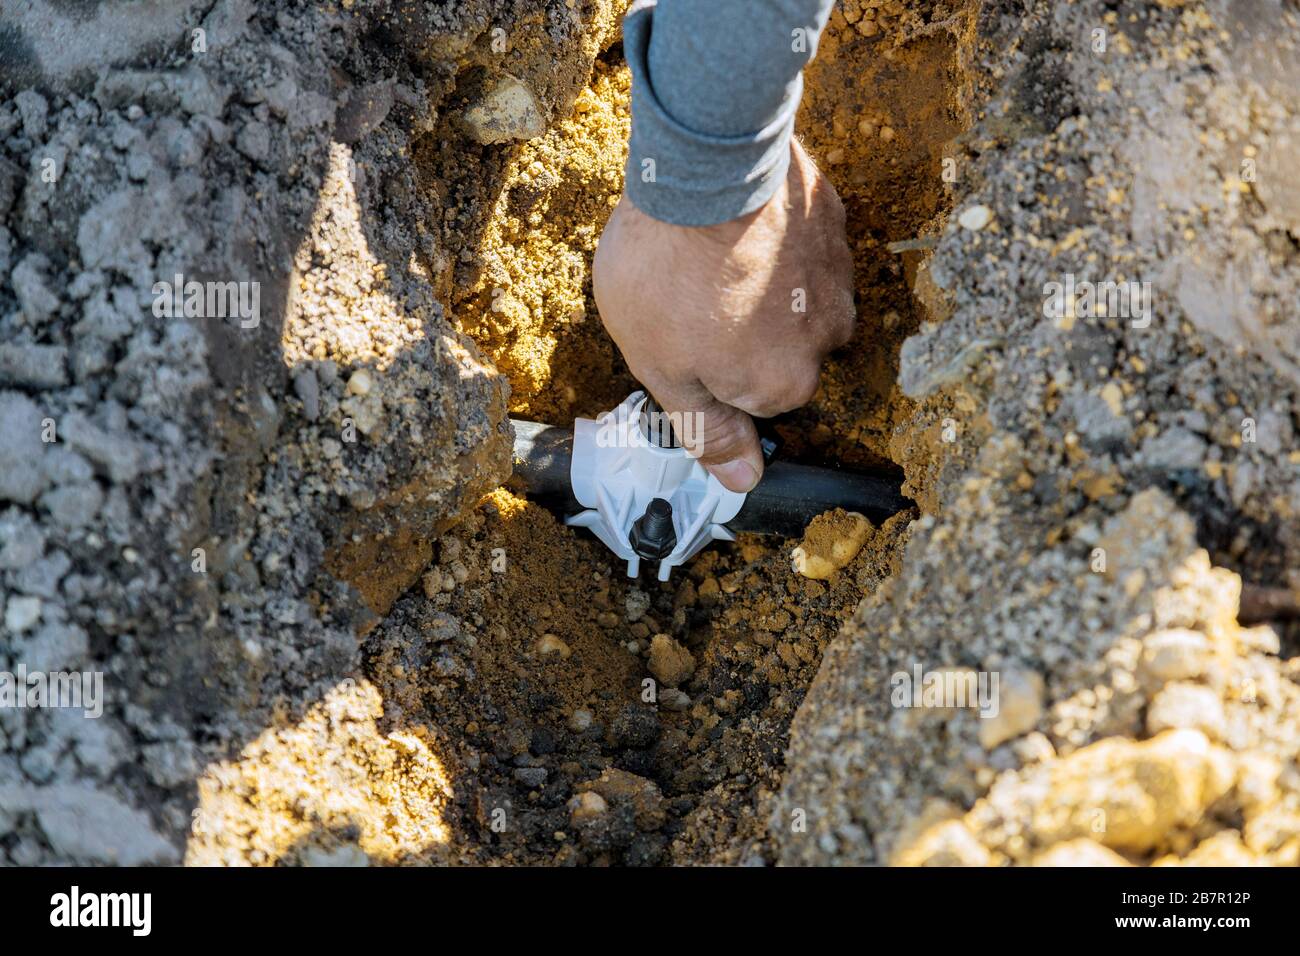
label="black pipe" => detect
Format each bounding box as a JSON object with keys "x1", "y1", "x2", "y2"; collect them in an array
[{"x1": 509, "y1": 419, "x2": 912, "y2": 537}]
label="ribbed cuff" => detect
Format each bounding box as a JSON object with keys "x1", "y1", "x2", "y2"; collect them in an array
[{"x1": 622, "y1": 0, "x2": 797, "y2": 227}]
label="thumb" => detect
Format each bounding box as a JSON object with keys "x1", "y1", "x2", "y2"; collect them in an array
[{"x1": 648, "y1": 382, "x2": 764, "y2": 493}]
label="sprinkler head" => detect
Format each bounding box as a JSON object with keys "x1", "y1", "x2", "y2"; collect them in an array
[{"x1": 629, "y1": 497, "x2": 677, "y2": 561}]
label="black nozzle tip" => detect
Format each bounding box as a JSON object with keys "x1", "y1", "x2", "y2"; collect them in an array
[{"x1": 630, "y1": 497, "x2": 677, "y2": 561}]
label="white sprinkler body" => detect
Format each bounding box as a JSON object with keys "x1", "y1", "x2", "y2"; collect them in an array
[{"x1": 566, "y1": 391, "x2": 747, "y2": 581}]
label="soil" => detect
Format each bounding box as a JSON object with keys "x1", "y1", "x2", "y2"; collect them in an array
[{"x1": 5, "y1": 0, "x2": 1300, "y2": 869}]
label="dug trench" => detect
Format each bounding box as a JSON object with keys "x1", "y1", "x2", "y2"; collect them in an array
[
  {"x1": 24, "y1": 0, "x2": 1291, "y2": 868},
  {"x1": 184, "y1": 4, "x2": 979, "y2": 865}
]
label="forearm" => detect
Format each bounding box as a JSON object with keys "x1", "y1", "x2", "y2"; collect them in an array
[{"x1": 623, "y1": 0, "x2": 835, "y2": 226}]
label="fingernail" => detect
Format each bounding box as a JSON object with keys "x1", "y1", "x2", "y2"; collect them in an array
[{"x1": 706, "y1": 459, "x2": 760, "y2": 493}]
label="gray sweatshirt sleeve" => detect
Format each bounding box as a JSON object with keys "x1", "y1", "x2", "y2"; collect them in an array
[{"x1": 623, "y1": 0, "x2": 836, "y2": 226}]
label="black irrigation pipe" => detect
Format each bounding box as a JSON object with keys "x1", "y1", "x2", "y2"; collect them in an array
[{"x1": 509, "y1": 418, "x2": 913, "y2": 539}]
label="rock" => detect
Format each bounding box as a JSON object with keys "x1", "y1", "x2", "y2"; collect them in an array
[
  {"x1": 624, "y1": 587, "x2": 650, "y2": 623},
  {"x1": 9, "y1": 254, "x2": 60, "y2": 322},
  {"x1": 0, "y1": 391, "x2": 50, "y2": 504},
  {"x1": 791, "y1": 510, "x2": 872, "y2": 579},
  {"x1": 647, "y1": 634, "x2": 695, "y2": 687},
  {"x1": 577, "y1": 769, "x2": 665, "y2": 832},
  {"x1": 1146, "y1": 682, "x2": 1225, "y2": 741},
  {"x1": 31, "y1": 784, "x2": 177, "y2": 865},
  {"x1": 513, "y1": 767, "x2": 548, "y2": 788},
  {"x1": 14, "y1": 90, "x2": 48, "y2": 140},
  {"x1": 1139, "y1": 427, "x2": 1207, "y2": 473},
  {"x1": 568, "y1": 790, "x2": 608, "y2": 823},
  {"x1": 659, "y1": 688, "x2": 691, "y2": 712},
  {"x1": 567, "y1": 708, "x2": 593, "y2": 733},
  {"x1": 292, "y1": 368, "x2": 320, "y2": 421},
  {"x1": 979, "y1": 667, "x2": 1044, "y2": 750},
  {"x1": 301, "y1": 844, "x2": 370, "y2": 866},
  {"x1": 1031, "y1": 839, "x2": 1131, "y2": 866},
  {"x1": 606, "y1": 704, "x2": 660, "y2": 749},
  {"x1": 1031, "y1": 730, "x2": 1234, "y2": 854},
  {"x1": 1139, "y1": 628, "x2": 1211, "y2": 685},
  {"x1": 235, "y1": 121, "x2": 270, "y2": 163},
  {"x1": 4, "y1": 595, "x2": 42, "y2": 633},
  {"x1": 335, "y1": 81, "x2": 395, "y2": 143},
  {"x1": 461, "y1": 75, "x2": 545, "y2": 144},
  {"x1": 957, "y1": 204, "x2": 993, "y2": 231},
  {"x1": 535, "y1": 634, "x2": 571, "y2": 659},
  {"x1": 892, "y1": 819, "x2": 991, "y2": 866},
  {"x1": 0, "y1": 508, "x2": 45, "y2": 569},
  {"x1": 39, "y1": 483, "x2": 104, "y2": 529}
]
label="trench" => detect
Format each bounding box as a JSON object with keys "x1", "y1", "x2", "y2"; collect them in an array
[
  {"x1": 185, "y1": 3, "x2": 980, "y2": 867},
  {"x1": 338, "y1": 6, "x2": 979, "y2": 866}
]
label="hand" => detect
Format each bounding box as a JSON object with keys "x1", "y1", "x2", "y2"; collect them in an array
[{"x1": 593, "y1": 139, "x2": 855, "y2": 492}]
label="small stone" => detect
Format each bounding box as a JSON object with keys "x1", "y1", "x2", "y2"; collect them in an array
[
  {"x1": 293, "y1": 369, "x2": 320, "y2": 421},
  {"x1": 1031, "y1": 839, "x2": 1131, "y2": 867},
  {"x1": 513, "y1": 767, "x2": 548, "y2": 788},
  {"x1": 647, "y1": 634, "x2": 695, "y2": 687},
  {"x1": 39, "y1": 484, "x2": 104, "y2": 530},
  {"x1": 421, "y1": 568, "x2": 443, "y2": 598},
  {"x1": 892, "y1": 819, "x2": 991, "y2": 866},
  {"x1": 958, "y1": 204, "x2": 993, "y2": 231},
  {"x1": 1147, "y1": 682, "x2": 1225, "y2": 741},
  {"x1": 346, "y1": 368, "x2": 373, "y2": 396},
  {"x1": 4, "y1": 595, "x2": 42, "y2": 633},
  {"x1": 624, "y1": 587, "x2": 650, "y2": 623},
  {"x1": 462, "y1": 75, "x2": 545, "y2": 144},
  {"x1": 979, "y1": 667, "x2": 1044, "y2": 749},
  {"x1": 792, "y1": 509, "x2": 871, "y2": 579},
  {"x1": 567, "y1": 708, "x2": 593, "y2": 733},
  {"x1": 536, "y1": 634, "x2": 571, "y2": 659},
  {"x1": 1140, "y1": 628, "x2": 1211, "y2": 685},
  {"x1": 568, "y1": 790, "x2": 607, "y2": 823},
  {"x1": 659, "y1": 688, "x2": 691, "y2": 712}
]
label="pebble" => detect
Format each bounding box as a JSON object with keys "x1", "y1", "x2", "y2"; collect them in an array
[
  {"x1": 346, "y1": 368, "x2": 373, "y2": 396},
  {"x1": 1140, "y1": 628, "x2": 1210, "y2": 684},
  {"x1": 647, "y1": 634, "x2": 695, "y2": 687},
  {"x1": 536, "y1": 634, "x2": 571, "y2": 659},
  {"x1": 978, "y1": 667, "x2": 1044, "y2": 750},
  {"x1": 567, "y1": 790, "x2": 607, "y2": 823},
  {"x1": 958, "y1": 204, "x2": 993, "y2": 231},
  {"x1": 624, "y1": 588, "x2": 650, "y2": 623},
  {"x1": 567, "y1": 708, "x2": 593, "y2": 733},
  {"x1": 659, "y1": 688, "x2": 691, "y2": 712},
  {"x1": 4, "y1": 595, "x2": 42, "y2": 633},
  {"x1": 513, "y1": 767, "x2": 548, "y2": 789},
  {"x1": 1147, "y1": 682, "x2": 1226, "y2": 741}
]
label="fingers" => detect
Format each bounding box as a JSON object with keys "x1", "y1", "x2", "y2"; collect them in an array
[{"x1": 644, "y1": 377, "x2": 764, "y2": 493}]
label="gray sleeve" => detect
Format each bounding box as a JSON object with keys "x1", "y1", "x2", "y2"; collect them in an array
[{"x1": 623, "y1": 0, "x2": 835, "y2": 227}]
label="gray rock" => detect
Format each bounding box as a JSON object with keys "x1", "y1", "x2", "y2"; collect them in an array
[
  {"x1": 0, "y1": 508, "x2": 45, "y2": 569},
  {"x1": 513, "y1": 767, "x2": 549, "y2": 788},
  {"x1": 12, "y1": 549, "x2": 71, "y2": 598},
  {"x1": 14, "y1": 89, "x2": 48, "y2": 140},
  {"x1": 0, "y1": 343, "x2": 68, "y2": 388},
  {"x1": 32, "y1": 784, "x2": 178, "y2": 865},
  {"x1": 10, "y1": 254, "x2": 60, "y2": 323},
  {"x1": 39, "y1": 483, "x2": 104, "y2": 529},
  {"x1": 0, "y1": 391, "x2": 50, "y2": 504}
]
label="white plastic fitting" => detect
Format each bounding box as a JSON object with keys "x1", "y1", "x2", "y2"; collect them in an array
[{"x1": 566, "y1": 391, "x2": 747, "y2": 581}]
